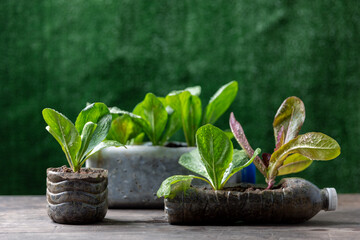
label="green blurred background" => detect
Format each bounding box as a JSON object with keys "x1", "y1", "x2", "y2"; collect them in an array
[{"x1": 1, "y1": 1, "x2": 359, "y2": 194}]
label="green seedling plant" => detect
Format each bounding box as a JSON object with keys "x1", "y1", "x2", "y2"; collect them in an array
[
  {"x1": 132, "y1": 92, "x2": 183, "y2": 146},
  {"x1": 107, "y1": 92, "x2": 183, "y2": 146},
  {"x1": 107, "y1": 81, "x2": 237, "y2": 146},
  {"x1": 106, "y1": 107, "x2": 145, "y2": 145},
  {"x1": 230, "y1": 96, "x2": 341, "y2": 189},
  {"x1": 165, "y1": 81, "x2": 238, "y2": 146},
  {"x1": 157, "y1": 124, "x2": 260, "y2": 198},
  {"x1": 42, "y1": 102, "x2": 123, "y2": 172}
]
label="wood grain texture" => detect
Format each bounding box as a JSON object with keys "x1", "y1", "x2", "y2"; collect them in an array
[{"x1": 0, "y1": 195, "x2": 359, "y2": 240}]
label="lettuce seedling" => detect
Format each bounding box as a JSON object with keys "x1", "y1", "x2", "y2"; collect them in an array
[
  {"x1": 230, "y1": 96, "x2": 341, "y2": 189},
  {"x1": 157, "y1": 124, "x2": 260, "y2": 198},
  {"x1": 132, "y1": 93, "x2": 182, "y2": 146},
  {"x1": 106, "y1": 93, "x2": 183, "y2": 146},
  {"x1": 106, "y1": 107, "x2": 145, "y2": 145},
  {"x1": 42, "y1": 103, "x2": 123, "y2": 172},
  {"x1": 165, "y1": 81, "x2": 238, "y2": 146},
  {"x1": 107, "y1": 81, "x2": 237, "y2": 146}
]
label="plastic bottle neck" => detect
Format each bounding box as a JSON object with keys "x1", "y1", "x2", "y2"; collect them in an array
[{"x1": 321, "y1": 188, "x2": 338, "y2": 211}]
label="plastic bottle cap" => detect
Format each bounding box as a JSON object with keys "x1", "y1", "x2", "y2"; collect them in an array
[{"x1": 325, "y1": 188, "x2": 337, "y2": 211}]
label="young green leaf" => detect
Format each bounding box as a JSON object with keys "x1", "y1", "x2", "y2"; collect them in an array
[
  {"x1": 277, "y1": 154, "x2": 312, "y2": 176},
  {"x1": 166, "y1": 90, "x2": 203, "y2": 146},
  {"x1": 181, "y1": 93, "x2": 202, "y2": 147},
  {"x1": 75, "y1": 102, "x2": 110, "y2": 134},
  {"x1": 184, "y1": 86, "x2": 201, "y2": 96},
  {"x1": 179, "y1": 149, "x2": 213, "y2": 187},
  {"x1": 43, "y1": 103, "x2": 122, "y2": 172},
  {"x1": 159, "y1": 104, "x2": 182, "y2": 145},
  {"x1": 268, "y1": 132, "x2": 341, "y2": 181},
  {"x1": 196, "y1": 124, "x2": 233, "y2": 189},
  {"x1": 85, "y1": 114, "x2": 112, "y2": 154},
  {"x1": 109, "y1": 107, "x2": 142, "y2": 119},
  {"x1": 107, "y1": 114, "x2": 141, "y2": 144},
  {"x1": 203, "y1": 81, "x2": 238, "y2": 125},
  {"x1": 133, "y1": 93, "x2": 168, "y2": 145},
  {"x1": 165, "y1": 82, "x2": 237, "y2": 147},
  {"x1": 77, "y1": 122, "x2": 97, "y2": 162},
  {"x1": 165, "y1": 93, "x2": 181, "y2": 112},
  {"x1": 165, "y1": 94, "x2": 182, "y2": 123},
  {"x1": 109, "y1": 107, "x2": 147, "y2": 145},
  {"x1": 42, "y1": 108, "x2": 82, "y2": 169},
  {"x1": 273, "y1": 96, "x2": 305, "y2": 146},
  {"x1": 224, "y1": 130, "x2": 234, "y2": 140},
  {"x1": 130, "y1": 132, "x2": 145, "y2": 145},
  {"x1": 156, "y1": 175, "x2": 209, "y2": 199},
  {"x1": 221, "y1": 148, "x2": 261, "y2": 188},
  {"x1": 167, "y1": 85, "x2": 201, "y2": 97},
  {"x1": 157, "y1": 124, "x2": 260, "y2": 198}
]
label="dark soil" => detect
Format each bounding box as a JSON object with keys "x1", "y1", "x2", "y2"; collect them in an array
[
  {"x1": 48, "y1": 166, "x2": 105, "y2": 174},
  {"x1": 142, "y1": 141, "x2": 189, "y2": 148},
  {"x1": 224, "y1": 184, "x2": 283, "y2": 192},
  {"x1": 191, "y1": 181, "x2": 284, "y2": 192},
  {"x1": 164, "y1": 142, "x2": 188, "y2": 148},
  {"x1": 47, "y1": 166, "x2": 108, "y2": 182}
]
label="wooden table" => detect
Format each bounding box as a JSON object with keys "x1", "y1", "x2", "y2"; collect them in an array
[{"x1": 1, "y1": 195, "x2": 359, "y2": 239}]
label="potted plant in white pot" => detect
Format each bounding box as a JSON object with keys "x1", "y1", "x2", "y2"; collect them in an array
[
  {"x1": 86, "y1": 81, "x2": 241, "y2": 208},
  {"x1": 157, "y1": 97, "x2": 340, "y2": 224},
  {"x1": 43, "y1": 103, "x2": 122, "y2": 224}
]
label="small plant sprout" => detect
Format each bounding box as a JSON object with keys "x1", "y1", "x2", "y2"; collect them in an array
[
  {"x1": 132, "y1": 93, "x2": 182, "y2": 146},
  {"x1": 230, "y1": 96, "x2": 341, "y2": 189},
  {"x1": 42, "y1": 102, "x2": 123, "y2": 172},
  {"x1": 106, "y1": 107, "x2": 145, "y2": 145},
  {"x1": 107, "y1": 92, "x2": 184, "y2": 146},
  {"x1": 157, "y1": 124, "x2": 260, "y2": 198},
  {"x1": 107, "y1": 81, "x2": 238, "y2": 146},
  {"x1": 165, "y1": 81, "x2": 238, "y2": 146}
]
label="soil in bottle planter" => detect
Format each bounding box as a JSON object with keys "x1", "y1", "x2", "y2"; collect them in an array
[{"x1": 164, "y1": 178, "x2": 337, "y2": 224}]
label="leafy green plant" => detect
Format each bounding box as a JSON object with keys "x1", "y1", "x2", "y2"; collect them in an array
[
  {"x1": 230, "y1": 96, "x2": 341, "y2": 189},
  {"x1": 106, "y1": 94, "x2": 180, "y2": 146},
  {"x1": 107, "y1": 81, "x2": 237, "y2": 146},
  {"x1": 106, "y1": 107, "x2": 145, "y2": 145},
  {"x1": 131, "y1": 92, "x2": 183, "y2": 146},
  {"x1": 157, "y1": 124, "x2": 260, "y2": 198},
  {"x1": 164, "y1": 81, "x2": 238, "y2": 146},
  {"x1": 42, "y1": 102, "x2": 123, "y2": 172},
  {"x1": 108, "y1": 91, "x2": 184, "y2": 146}
]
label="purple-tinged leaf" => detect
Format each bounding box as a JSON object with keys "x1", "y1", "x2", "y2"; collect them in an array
[
  {"x1": 277, "y1": 154, "x2": 313, "y2": 176},
  {"x1": 262, "y1": 153, "x2": 271, "y2": 168},
  {"x1": 274, "y1": 126, "x2": 285, "y2": 151},
  {"x1": 273, "y1": 96, "x2": 305, "y2": 145},
  {"x1": 268, "y1": 132, "x2": 341, "y2": 182},
  {"x1": 230, "y1": 112, "x2": 267, "y2": 177}
]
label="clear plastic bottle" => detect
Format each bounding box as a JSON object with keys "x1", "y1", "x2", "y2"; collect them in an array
[{"x1": 164, "y1": 178, "x2": 337, "y2": 224}]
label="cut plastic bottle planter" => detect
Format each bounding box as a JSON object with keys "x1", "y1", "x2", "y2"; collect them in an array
[{"x1": 164, "y1": 178, "x2": 337, "y2": 224}]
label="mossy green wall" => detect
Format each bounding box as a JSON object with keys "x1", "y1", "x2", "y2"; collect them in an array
[{"x1": 1, "y1": 1, "x2": 359, "y2": 194}]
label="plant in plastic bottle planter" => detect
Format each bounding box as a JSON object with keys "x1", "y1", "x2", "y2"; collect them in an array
[
  {"x1": 87, "y1": 81, "x2": 248, "y2": 208},
  {"x1": 157, "y1": 97, "x2": 341, "y2": 224},
  {"x1": 164, "y1": 177, "x2": 338, "y2": 224},
  {"x1": 42, "y1": 103, "x2": 122, "y2": 224}
]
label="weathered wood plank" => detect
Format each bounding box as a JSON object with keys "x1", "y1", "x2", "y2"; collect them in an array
[{"x1": 0, "y1": 195, "x2": 359, "y2": 240}]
